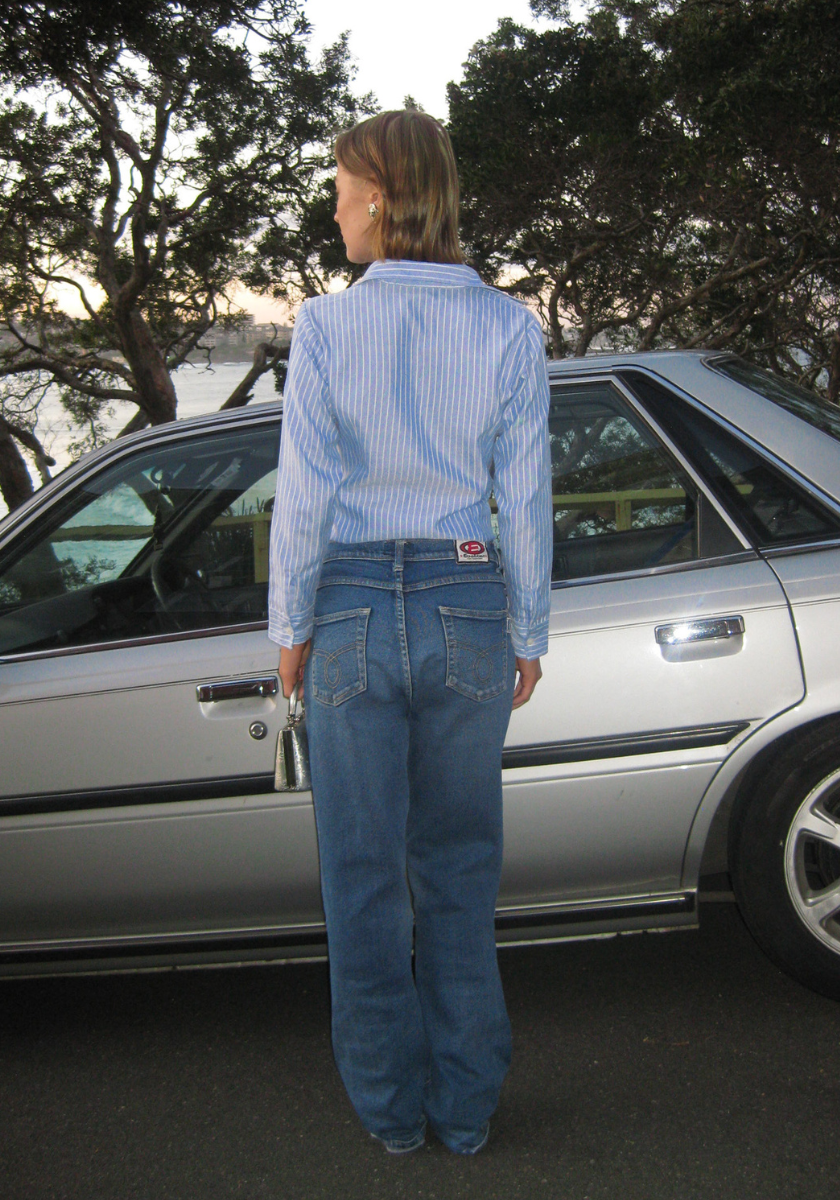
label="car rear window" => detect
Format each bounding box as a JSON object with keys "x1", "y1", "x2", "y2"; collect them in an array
[
  {"x1": 622, "y1": 370, "x2": 840, "y2": 549},
  {"x1": 707, "y1": 357, "x2": 840, "y2": 444}
]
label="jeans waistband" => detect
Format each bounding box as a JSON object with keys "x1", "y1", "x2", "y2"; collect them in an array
[{"x1": 323, "y1": 539, "x2": 500, "y2": 565}]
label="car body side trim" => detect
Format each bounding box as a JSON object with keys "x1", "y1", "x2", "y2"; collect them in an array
[
  {"x1": 761, "y1": 538, "x2": 840, "y2": 559},
  {"x1": 0, "y1": 773, "x2": 278, "y2": 818},
  {"x1": 501, "y1": 722, "x2": 750, "y2": 769},
  {"x1": 0, "y1": 722, "x2": 751, "y2": 819},
  {"x1": 495, "y1": 891, "x2": 696, "y2": 931},
  {"x1": 0, "y1": 893, "x2": 695, "y2": 969},
  {"x1": 0, "y1": 926, "x2": 329, "y2": 966},
  {"x1": 549, "y1": 549, "x2": 758, "y2": 591},
  {"x1": 0, "y1": 619, "x2": 270, "y2": 666}
]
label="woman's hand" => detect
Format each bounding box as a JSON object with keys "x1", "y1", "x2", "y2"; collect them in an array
[
  {"x1": 512, "y1": 656, "x2": 542, "y2": 709},
  {"x1": 279, "y1": 640, "x2": 312, "y2": 699}
]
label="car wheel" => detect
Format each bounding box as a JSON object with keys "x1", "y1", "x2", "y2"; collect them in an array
[{"x1": 730, "y1": 721, "x2": 840, "y2": 1001}]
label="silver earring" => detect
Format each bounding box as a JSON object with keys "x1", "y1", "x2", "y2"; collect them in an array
[{"x1": 368, "y1": 202, "x2": 379, "y2": 220}]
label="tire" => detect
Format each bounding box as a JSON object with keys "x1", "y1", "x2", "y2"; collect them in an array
[{"x1": 730, "y1": 720, "x2": 840, "y2": 1001}]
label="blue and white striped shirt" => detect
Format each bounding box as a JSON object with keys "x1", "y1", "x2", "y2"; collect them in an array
[{"x1": 268, "y1": 260, "x2": 552, "y2": 658}]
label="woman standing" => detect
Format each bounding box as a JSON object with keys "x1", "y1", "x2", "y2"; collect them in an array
[{"x1": 268, "y1": 110, "x2": 551, "y2": 1155}]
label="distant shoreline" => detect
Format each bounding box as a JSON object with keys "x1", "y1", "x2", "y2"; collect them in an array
[{"x1": 0, "y1": 362, "x2": 280, "y2": 520}]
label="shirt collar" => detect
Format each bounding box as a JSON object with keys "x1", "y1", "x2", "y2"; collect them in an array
[{"x1": 358, "y1": 260, "x2": 486, "y2": 288}]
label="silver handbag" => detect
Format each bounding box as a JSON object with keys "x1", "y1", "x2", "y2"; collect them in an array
[{"x1": 274, "y1": 683, "x2": 311, "y2": 792}]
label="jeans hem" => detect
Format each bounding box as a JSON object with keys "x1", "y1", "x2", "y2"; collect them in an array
[
  {"x1": 371, "y1": 1118, "x2": 427, "y2": 1154},
  {"x1": 431, "y1": 1119, "x2": 490, "y2": 1155}
]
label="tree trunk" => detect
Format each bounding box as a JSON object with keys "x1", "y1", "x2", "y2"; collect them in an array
[
  {"x1": 828, "y1": 327, "x2": 840, "y2": 406},
  {"x1": 220, "y1": 342, "x2": 288, "y2": 411},
  {"x1": 0, "y1": 419, "x2": 35, "y2": 514},
  {"x1": 118, "y1": 409, "x2": 151, "y2": 438},
  {"x1": 547, "y1": 281, "x2": 567, "y2": 359},
  {"x1": 115, "y1": 309, "x2": 178, "y2": 425},
  {"x1": 574, "y1": 319, "x2": 594, "y2": 357}
]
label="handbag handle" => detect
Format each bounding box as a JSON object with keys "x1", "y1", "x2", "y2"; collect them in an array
[{"x1": 287, "y1": 682, "x2": 304, "y2": 724}]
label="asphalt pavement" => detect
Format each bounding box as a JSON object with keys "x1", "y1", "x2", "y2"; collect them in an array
[{"x1": 1, "y1": 902, "x2": 839, "y2": 1200}]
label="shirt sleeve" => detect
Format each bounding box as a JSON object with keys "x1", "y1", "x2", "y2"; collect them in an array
[
  {"x1": 493, "y1": 314, "x2": 552, "y2": 659},
  {"x1": 267, "y1": 303, "x2": 343, "y2": 648}
]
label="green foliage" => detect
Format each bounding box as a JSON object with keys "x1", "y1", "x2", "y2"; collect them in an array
[
  {"x1": 58, "y1": 553, "x2": 118, "y2": 590},
  {"x1": 529, "y1": 1, "x2": 572, "y2": 19},
  {"x1": 245, "y1": 169, "x2": 367, "y2": 308},
  {"x1": 0, "y1": 0, "x2": 365, "y2": 509},
  {"x1": 272, "y1": 359, "x2": 288, "y2": 395},
  {"x1": 449, "y1": 0, "x2": 840, "y2": 397}
]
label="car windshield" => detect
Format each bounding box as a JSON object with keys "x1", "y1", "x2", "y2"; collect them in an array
[{"x1": 708, "y1": 357, "x2": 840, "y2": 444}]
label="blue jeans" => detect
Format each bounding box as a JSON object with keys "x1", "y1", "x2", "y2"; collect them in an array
[{"x1": 304, "y1": 539, "x2": 515, "y2": 1152}]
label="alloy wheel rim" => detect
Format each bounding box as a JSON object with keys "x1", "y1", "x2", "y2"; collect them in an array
[{"x1": 784, "y1": 767, "x2": 840, "y2": 958}]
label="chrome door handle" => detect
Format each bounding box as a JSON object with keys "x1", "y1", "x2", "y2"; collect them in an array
[
  {"x1": 655, "y1": 616, "x2": 745, "y2": 646},
  {"x1": 196, "y1": 677, "x2": 279, "y2": 703}
]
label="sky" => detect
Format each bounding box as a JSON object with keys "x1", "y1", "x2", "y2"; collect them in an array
[{"x1": 302, "y1": 0, "x2": 566, "y2": 119}]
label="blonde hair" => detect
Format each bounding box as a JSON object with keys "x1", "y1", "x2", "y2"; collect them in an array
[{"x1": 335, "y1": 110, "x2": 464, "y2": 264}]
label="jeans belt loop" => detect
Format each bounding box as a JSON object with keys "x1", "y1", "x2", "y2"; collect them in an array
[{"x1": 494, "y1": 538, "x2": 504, "y2": 575}]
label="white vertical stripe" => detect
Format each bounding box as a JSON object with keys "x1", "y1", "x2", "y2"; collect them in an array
[{"x1": 268, "y1": 260, "x2": 552, "y2": 657}]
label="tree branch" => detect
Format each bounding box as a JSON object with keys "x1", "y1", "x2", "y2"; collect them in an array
[
  {"x1": 0, "y1": 416, "x2": 56, "y2": 484},
  {"x1": 219, "y1": 341, "x2": 288, "y2": 410},
  {"x1": 0, "y1": 357, "x2": 138, "y2": 403},
  {"x1": 27, "y1": 265, "x2": 107, "y2": 331}
]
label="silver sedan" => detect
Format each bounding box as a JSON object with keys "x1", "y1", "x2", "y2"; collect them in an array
[{"x1": 1, "y1": 350, "x2": 840, "y2": 999}]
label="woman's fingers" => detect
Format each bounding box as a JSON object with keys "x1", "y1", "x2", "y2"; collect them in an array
[
  {"x1": 279, "y1": 640, "x2": 311, "y2": 698},
  {"x1": 512, "y1": 656, "x2": 542, "y2": 709}
]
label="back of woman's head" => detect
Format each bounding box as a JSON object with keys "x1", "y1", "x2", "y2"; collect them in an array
[{"x1": 335, "y1": 110, "x2": 464, "y2": 264}]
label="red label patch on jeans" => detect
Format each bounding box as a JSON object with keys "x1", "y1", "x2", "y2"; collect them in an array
[{"x1": 455, "y1": 540, "x2": 489, "y2": 563}]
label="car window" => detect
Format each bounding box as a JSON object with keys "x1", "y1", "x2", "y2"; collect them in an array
[
  {"x1": 708, "y1": 356, "x2": 840, "y2": 444},
  {"x1": 0, "y1": 421, "x2": 281, "y2": 657},
  {"x1": 548, "y1": 381, "x2": 739, "y2": 582},
  {"x1": 622, "y1": 370, "x2": 840, "y2": 547}
]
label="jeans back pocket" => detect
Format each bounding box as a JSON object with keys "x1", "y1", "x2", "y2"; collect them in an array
[
  {"x1": 311, "y1": 608, "x2": 370, "y2": 706},
  {"x1": 439, "y1": 606, "x2": 510, "y2": 702}
]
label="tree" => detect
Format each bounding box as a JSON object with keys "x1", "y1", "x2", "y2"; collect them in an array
[
  {"x1": 448, "y1": 0, "x2": 840, "y2": 396},
  {"x1": 603, "y1": 0, "x2": 840, "y2": 396},
  {"x1": 449, "y1": 10, "x2": 685, "y2": 358},
  {"x1": 244, "y1": 95, "x2": 433, "y2": 306},
  {"x1": 0, "y1": 1, "x2": 367, "y2": 510}
]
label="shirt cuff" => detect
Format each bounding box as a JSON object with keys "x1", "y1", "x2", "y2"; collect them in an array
[
  {"x1": 510, "y1": 622, "x2": 548, "y2": 660},
  {"x1": 267, "y1": 613, "x2": 314, "y2": 649}
]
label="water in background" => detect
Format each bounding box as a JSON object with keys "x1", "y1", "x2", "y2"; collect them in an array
[{"x1": 1, "y1": 362, "x2": 280, "y2": 520}]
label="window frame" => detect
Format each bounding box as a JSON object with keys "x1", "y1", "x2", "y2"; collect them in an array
[
  {"x1": 0, "y1": 412, "x2": 283, "y2": 664},
  {"x1": 617, "y1": 367, "x2": 840, "y2": 557},
  {"x1": 705, "y1": 354, "x2": 840, "y2": 446},
  {"x1": 547, "y1": 372, "x2": 752, "y2": 591}
]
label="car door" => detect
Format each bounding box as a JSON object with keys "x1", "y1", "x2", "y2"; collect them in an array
[
  {"x1": 498, "y1": 373, "x2": 807, "y2": 914},
  {"x1": 0, "y1": 415, "x2": 324, "y2": 958}
]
